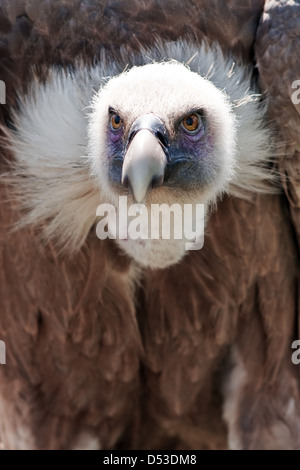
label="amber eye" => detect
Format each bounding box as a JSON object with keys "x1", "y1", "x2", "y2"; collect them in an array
[
  {"x1": 181, "y1": 113, "x2": 201, "y2": 134},
  {"x1": 110, "y1": 113, "x2": 122, "y2": 131}
]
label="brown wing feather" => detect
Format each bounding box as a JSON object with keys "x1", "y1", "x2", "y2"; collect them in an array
[
  {"x1": 0, "y1": 0, "x2": 264, "y2": 59},
  {"x1": 256, "y1": 0, "x2": 300, "y2": 220},
  {"x1": 0, "y1": 0, "x2": 264, "y2": 103},
  {"x1": 140, "y1": 194, "x2": 300, "y2": 449},
  {"x1": 0, "y1": 183, "x2": 142, "y2": 448},
  {"x1": 255, "y1": 0, "x2": 300, "y2": 356}
]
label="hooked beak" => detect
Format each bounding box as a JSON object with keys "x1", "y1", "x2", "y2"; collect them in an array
[{"x1": 121, "y1": 114, "x2": 169, "y2": 203}]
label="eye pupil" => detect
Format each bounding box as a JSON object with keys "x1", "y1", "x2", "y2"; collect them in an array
[
  {"x1": 110, "y1": 113, "x2": 122, "y2": 130},
  {"x1": 182, "y1": 113, "x2": 201, "y2": 133}
]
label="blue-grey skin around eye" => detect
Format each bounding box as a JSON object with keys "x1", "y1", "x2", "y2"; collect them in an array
[{"x1": 107, "y1": 111, "x2": 215, "y2": 192}]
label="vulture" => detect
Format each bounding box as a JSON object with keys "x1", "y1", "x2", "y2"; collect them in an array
[{"x1": 0, "y1": 0, "x2": 300, "y2": 451}]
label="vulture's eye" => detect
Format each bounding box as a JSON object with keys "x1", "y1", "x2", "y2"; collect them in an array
[
  {"x1": 110, "y1": 113, "x2": 122, "y2": 131},
  {"x1": 181, "y1": 113, "x2": 202, "y2": 134}
]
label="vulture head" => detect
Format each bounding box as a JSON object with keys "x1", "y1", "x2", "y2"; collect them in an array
[
  {"x1": 6, "y1": 41, "x2": 273, "y2": 269},
  {"x1": 88, "y1": 61, "x2": 236, "y2": 267}
]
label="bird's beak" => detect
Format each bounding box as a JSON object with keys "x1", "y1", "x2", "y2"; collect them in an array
[{"x1": 121, "y1": 114, "x2": 169, "y2": 203}]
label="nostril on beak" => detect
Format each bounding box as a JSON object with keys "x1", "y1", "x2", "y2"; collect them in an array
[
  {"x1": 127, "y1": 129, "x2": 137, "y2": 147},
  {"x1": 122, "y1": 174, "x2": 129, "y2": 189},
  {"x1": 156, "y1": 131, "x2": 168, "y2": 152}
]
